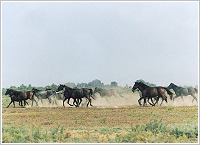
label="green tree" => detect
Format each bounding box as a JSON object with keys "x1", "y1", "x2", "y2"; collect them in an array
[
  {"x1": 50, "y1": 83, "x2": 58, "y2": 91},
  {"x1": 27, "y1": 84, "x2": 32, "y2": 91},
  {"x1": 64, "y1": 82, "x2": 76, "y2": 88},
  {"x1": 77, "y1": 83, "x2": 88, "y2": 88},
  {"x1": 88, "y1": 79, "x2": 104, "y2": 87},
  {"x1": 18, "y1": 84, "x2": 27, "y2": 91},
  {"x1": 111, "y1": 81, "x2": 118, "y2": 87}
]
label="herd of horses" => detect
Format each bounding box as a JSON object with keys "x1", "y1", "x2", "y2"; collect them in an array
[{"x1": 4, "y1": 82, "x2": 198, "y2": 108}]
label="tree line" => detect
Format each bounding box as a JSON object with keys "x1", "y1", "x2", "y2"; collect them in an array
[{"x1": 2, "y1": 79, "x2": 119, "y2": 95}]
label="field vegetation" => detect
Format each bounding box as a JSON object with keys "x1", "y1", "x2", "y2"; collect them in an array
[{"x1": 2, "y1": 103, "x2": 198, "y2": 143}]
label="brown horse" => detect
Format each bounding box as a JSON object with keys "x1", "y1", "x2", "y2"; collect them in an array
[
  {"x1": 132, "y1": 82, "x2": 173, "y2": 106},
  {"x1": 5, "y1": 89, "x2": 38, "y2": 108}
]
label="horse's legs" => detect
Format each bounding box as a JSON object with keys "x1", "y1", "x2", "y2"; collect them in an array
[
  {"x1": 86, "y1": 97, "x2": 92, "y2": 107},
  {"x1": 63, "y1": 98, "x2": 68, "y2": 107},
  {"x1": 54, "y1": 99, "x2": 58, "y2": 106},
  {"x1": 191, "y1": 95, "x2": 198, "y2": 103},
  {"x1": 73, "y1": 98, "x2": 79, "y2": 107},
  {"x1": 23, "y1": 100, "x2": 26, "y2": 106},
  {"x1": 77, "y1": 98, "x2": 82, "y2": 107},
  {"x1": 40, "y1": 99, "x2": 43, "y2": 104},
  {"x1": 138, "y1": 97, "x2": 143, "y2": 106},
  {"x1": 155, "y1": 97, "x2": 160, "y2": 106},
  {"x1": 31, "y1": 99, "x2": 38, "y2": 106},
  {"x1": 138, "y1": 96, "x2": 146, "y2": 106},
  {"x1": 146, "y1": 96, "x2": 157, "y2": 106},
  {"x1": 34, "y1": 99, "x2": 38, "y2": 106},
  {"x1": 149, "y1": 97, "x2": 158, "y2": 106},
  {"x1": 181, "y1": 96, "x2": 184, "y2": 101},
  {"x1": 24, "y1": 100, "x2": 29, "y2": 106},
  {"x1": 160, "y1": 99, "x2": 164, "y2": 106},
  {"x1": 147, "y1": 97, "x2": 155, "y2": 106},
  {"x1": 19, "y1": 100, "x2": 23, "y2": 106},
  {"x1": 89, "y1": 98, "x2": 93, "y2": 106},
  {"x1": 47, "y1": 97, "x2": 52, "y2": 104},
  {"x1": 13, "y1": 101, "x2": 16, "y2": 108},
  {"x1": 67, "y1": 98, "x2": 74, "y2": 106},
  {"x1": 7, "y1": 101, "x2": 14, "y2": 108}
]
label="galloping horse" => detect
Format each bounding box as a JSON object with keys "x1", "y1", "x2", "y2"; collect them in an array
[
  {"x1": 32, "y1": 88, "x2": 57, "y2": 105},
  {"x1": 57, "y1": 85, "x2": 94, "y2": 107},
  {"x1": 5, "y1": 89, "x2": 37, "y2": 108},
  {"x1": 167, "y1": 83, "x2": 198, "y2": 103},
  {"x1": 132, "y1": 82, "x2": 173, "y2": 106}
]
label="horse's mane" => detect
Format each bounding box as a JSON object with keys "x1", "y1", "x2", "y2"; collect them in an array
[
  {"x1": 169, "y1": 83, "x2": 179, "y2": 88},
  {"x1": 135, "y1": 80, "x2": 156, "y2": 87},
  {"x1": 136, "y1": 82, "x2": 149, "y2": 88}
]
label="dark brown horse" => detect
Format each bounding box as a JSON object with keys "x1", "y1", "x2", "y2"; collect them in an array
[
  {"x1": 132, "y1": 82, "x2": 173, "y2": 106},
  {"x1": 5, "y1": 89, "x2": 38, "y2": 108}
]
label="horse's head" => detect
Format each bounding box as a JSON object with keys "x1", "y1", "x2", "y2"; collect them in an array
[
  {"x1": 32, "y1": 88, "x2": 40, "y2": 94},
  {"x1": 57, "y1": 84, "x2": 65, "y2": 91},
  {"x1": 168, "y1": 83, "x2": 177, "y2": 89},
  {"x1": 5, "y1": 89, "x2": 13, "y2": 96},
  {"x1": 132, "y1": 82, "x2": 140, "y2": 93},
  {"x1": 132, "y1": 82, "x2": 148, "y2": 93}
]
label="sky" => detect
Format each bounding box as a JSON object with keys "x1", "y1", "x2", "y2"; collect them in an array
[{"x1": 1, "y1": 1, "x2": 199, "y2": 88}]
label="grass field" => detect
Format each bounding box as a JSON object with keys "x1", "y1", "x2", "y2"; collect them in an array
[{"x1": 1, "y1": 93, "x2": 199, "y2": 143}]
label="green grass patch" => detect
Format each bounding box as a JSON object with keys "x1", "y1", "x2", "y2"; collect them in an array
[
  {"x1": 2, "y1": 120, "x2": 198, "y2": 143},
  {"x1": 115, "y1": 120, "x2": 198, "y2": 143}
]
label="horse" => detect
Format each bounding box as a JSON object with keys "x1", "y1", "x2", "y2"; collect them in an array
[
  {"x1": 57, "y1": 85, "x2": 94, "y2": 107},
  {"x1": 57, "y1": 85, "x2": 80, "y2": 107},
  {"x1": 32, "y1": 88, "x2": 57, "y2": 105},
  {"x1": 132, "y1": 82, "x2": 173, "y2": 106},
  {"x1": 5, "y1": 89, "x2": 37, "y2": 108},
  {"x1": 93, "y1": 87, "x2": 123, "y2": 97},
  {"x1": 167, "y1": 83, "x2": 198, "y2": 103}
]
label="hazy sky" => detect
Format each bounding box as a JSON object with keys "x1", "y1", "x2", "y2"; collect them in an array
[{"x1": 2, "y1": 2, "x2": 199, "y2": 88}]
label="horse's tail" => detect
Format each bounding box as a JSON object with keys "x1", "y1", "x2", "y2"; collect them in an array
[
  {"x1": 194, "y1": 88, "x2": 198, "y2": 94},
  {"x1": 89, "y1": 89, "x2": 95, "y2": 99},
  {"x1": 164, "y1": 88, "x2": 174, "y2": 101}
]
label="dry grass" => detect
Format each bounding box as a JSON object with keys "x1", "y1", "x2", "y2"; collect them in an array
[{"x1": 2, "y1": 106, "x2": 198, "y2": 129}]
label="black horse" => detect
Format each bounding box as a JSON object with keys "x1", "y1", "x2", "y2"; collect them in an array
[
  {"x1": 5, "y1": 89, "x2": 37, "y2": 108},
  {"x1": 57, "y1": 85, "x2": 94, "y2": 107},
  {"x1": 167, "y1": 83, "x2": 198, "y2": 103},
  {"x1": 132, "y1": 82, "x2": 173, "y2": 106}
]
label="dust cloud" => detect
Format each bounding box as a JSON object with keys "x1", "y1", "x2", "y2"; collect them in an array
[
  {"x1": 27, "y1": 91, "x2": 198, "y2": 108},
  {"x1": 90, "y1": 92, "x2": 198, "y2": 108}
]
